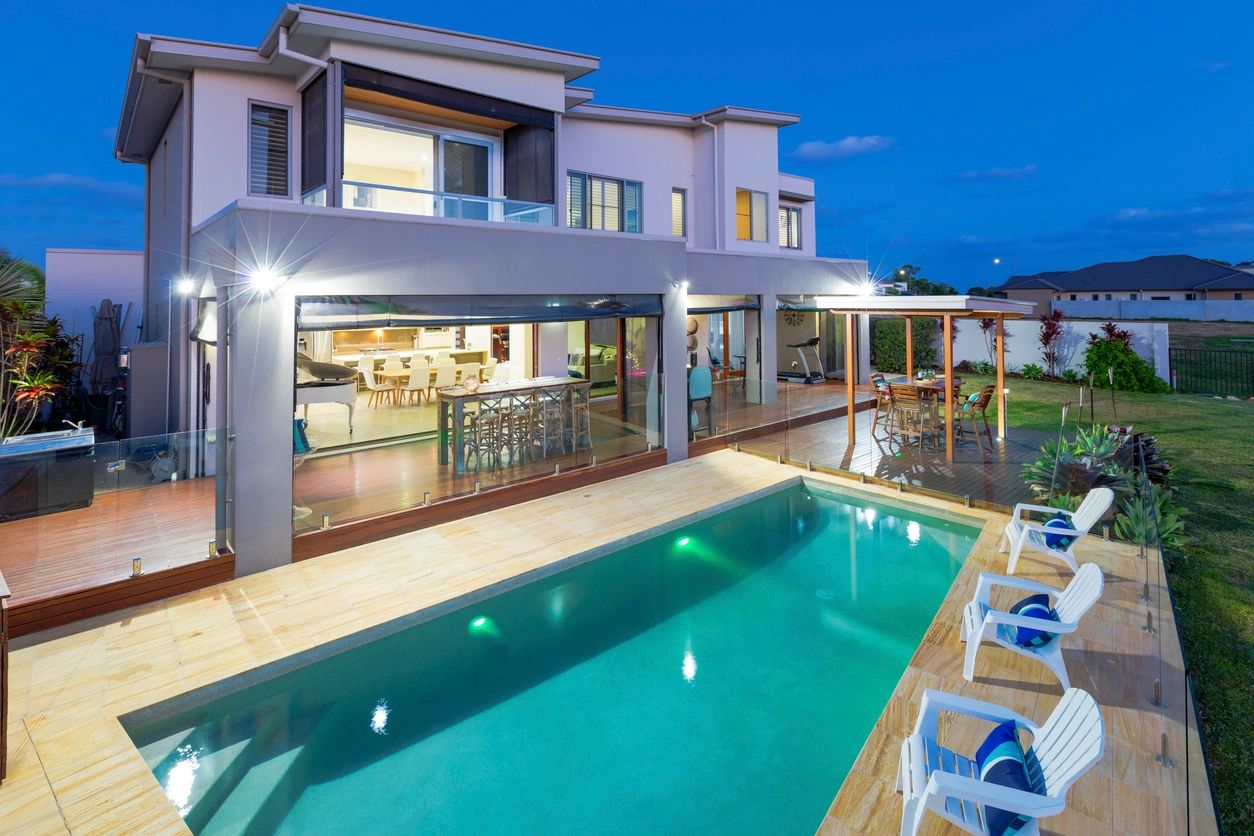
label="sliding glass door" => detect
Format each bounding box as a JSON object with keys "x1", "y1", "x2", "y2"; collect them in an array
[{"x1": 441, "y1": 137, "x2": 491, "y2": 220}]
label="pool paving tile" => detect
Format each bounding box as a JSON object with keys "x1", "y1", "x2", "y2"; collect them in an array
[{"x1": 0, "y1": 449, "x2": 1218, "y2": 834}]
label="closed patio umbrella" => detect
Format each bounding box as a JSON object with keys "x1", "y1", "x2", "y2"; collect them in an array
[{"x1": 91, "y1": 298, "x2": 121, "y2": 391}]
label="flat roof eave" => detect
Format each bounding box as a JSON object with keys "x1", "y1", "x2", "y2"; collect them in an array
[{"x1": 805, "y1": 294, "x2": 1035, "y2": 318}]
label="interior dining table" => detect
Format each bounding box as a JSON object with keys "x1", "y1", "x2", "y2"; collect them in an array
[
  {"x1": 437, "y1": 376, "x2": 591, "y2": 474},
  {"x1": 377, "y1": 367, "x2": 428, "y2": 405}
]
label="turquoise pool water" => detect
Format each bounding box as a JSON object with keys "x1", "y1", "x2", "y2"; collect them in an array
[{"x1": 126, "y1": 482, "x2": 979, "y2": 835}]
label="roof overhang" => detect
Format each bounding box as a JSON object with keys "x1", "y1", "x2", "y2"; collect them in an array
[
  {"x1": 260, "y1": 5, "x2": 600, "y2": 82},
  {"x1": 793, "y1": 295, "x2": 1035, "y2": 319},
  {"x1": 565, "y1": 103, "x2": 800, "y2": 128}
]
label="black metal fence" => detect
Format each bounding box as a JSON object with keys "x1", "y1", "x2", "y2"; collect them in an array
[{"x1": 1170, "y1": 348, "x2": 1254, "y2": 396}]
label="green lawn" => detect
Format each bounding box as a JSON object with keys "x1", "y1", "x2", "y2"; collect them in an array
[{"x1": 963, "y1": 374, "x2": 1252, "y2": 828}]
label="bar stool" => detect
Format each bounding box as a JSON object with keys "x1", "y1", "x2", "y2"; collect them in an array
[
  {"x1": 531, "y1": 386, "x2": 568, "y2": 457},
  {"x1": 569, "y1": 385, "x2": 593, "y2": 450}
]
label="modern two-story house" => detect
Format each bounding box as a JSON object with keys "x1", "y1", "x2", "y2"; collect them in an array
[{"x1": 115, "y1": 5, "x2": 876, "y2": 574}]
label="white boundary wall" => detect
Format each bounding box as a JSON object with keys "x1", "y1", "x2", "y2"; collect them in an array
[
  {"x1": 949, "y1": 318, "x2": 1170, "y2": 382},
  {"x1": 1055, "y1": 299, "x2": 1254, "y2": 322}
]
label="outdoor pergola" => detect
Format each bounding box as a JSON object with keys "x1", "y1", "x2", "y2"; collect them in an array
[{"x1": 813, "y1": 295, "x2": 1036, "y2": 463}]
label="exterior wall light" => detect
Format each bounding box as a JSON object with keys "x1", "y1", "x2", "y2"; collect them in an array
[
  {"x1": 247, "y1": 266, "x2": 286, "y2": 293},
  {"x1": 174, "y1": 277, "x2": 197, "y2": 295},
  {"x1": 671, "y1": 279, "x2": 689, "y2": 290}
]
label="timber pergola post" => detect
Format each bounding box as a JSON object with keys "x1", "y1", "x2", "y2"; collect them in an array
[
  {"x1": 904, "y1": 315, "x2": 914, "y2": 381},
  {"x1": 943, "y1": 314, "x2": 955, "y2": 463},
  {"x1": 996, "y1": 315, "x2": 1007, "y2": 440},
  {"x1": 845, "y1": 312, "x2": 856, "y2": 445}
]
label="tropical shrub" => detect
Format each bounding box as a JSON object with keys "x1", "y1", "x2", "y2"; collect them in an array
[
  {"x1": 1085, "y1": 322, "x2": 1169, "y2": 393},
  {"x1": 1020, "y1": 363, "x2": 1045, "y2": 380},
  {"x1": 978, "y1": 317, "x2": 997, "y2": 365},
  {"x1": 871, "y1": 317, "x2": 938, "y2": 373},
  {"x1": 0, "y1": 302, "x2": 78, "y2": 437},
  {"x1": 1060, "y1": 368, "x2": 1080, "y2": 383},
  {"x1": 1038, "y1": 310, "x2": 1065, "y2": 377}
]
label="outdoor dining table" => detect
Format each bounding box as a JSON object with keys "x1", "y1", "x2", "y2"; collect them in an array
[
  {"x1": 436, "y1": 376, "x2": 591, "y2": 473},
  {"x1": 915, "y1": 378, "x2": 964, "y2": 445}
]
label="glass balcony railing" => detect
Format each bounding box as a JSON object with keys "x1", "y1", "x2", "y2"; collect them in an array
[{"x1": 340, "y1": 181, "x2": 554, "y2": 226}]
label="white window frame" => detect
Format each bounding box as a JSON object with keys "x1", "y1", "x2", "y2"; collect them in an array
[{"x1": 778, "y1": 204, "x2": 802, "y2": 249}]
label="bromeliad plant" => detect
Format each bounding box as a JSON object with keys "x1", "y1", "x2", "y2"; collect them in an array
[{"x1": 0, "y1": 301, "x2": 78, "y2": 438}]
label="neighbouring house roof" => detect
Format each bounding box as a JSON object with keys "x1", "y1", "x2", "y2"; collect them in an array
[{"x1": 992, "y1": 255, "x2": 1254, "y2": 294}]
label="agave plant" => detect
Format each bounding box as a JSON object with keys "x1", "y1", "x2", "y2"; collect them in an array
[
  {"x1": 1071, "y1": 425, "x2": 1126, "y2": 463},
  {"x1": 1020, "y1": 440, "x2": 1131, "y2": 499},
  {"x1": 1114, "y1": 483, "x2": 1187, "y2": 551},
  {"x1": 1111, "y1": 432, "x2": 1171, "y2": 485}
]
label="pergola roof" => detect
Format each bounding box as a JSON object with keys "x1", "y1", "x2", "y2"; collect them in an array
[{"x1": 790, "y1": 294, "x2": 1035, "y2": 318}]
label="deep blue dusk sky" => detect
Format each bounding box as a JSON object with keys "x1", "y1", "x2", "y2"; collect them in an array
[{"x1": 1, "y1": 1, "x2": 1251, "y2": 289}]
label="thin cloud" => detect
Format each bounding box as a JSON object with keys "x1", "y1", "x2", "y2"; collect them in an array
[
  {"x1": 789, "y1": 135, "x2": 896, "y2": 163},
  {"x1": 942, "y1": 163, "x2": 1038, "y2": 184},
  {"x1": 0, "y1": 172, "x2": 143, "y2": 202}
]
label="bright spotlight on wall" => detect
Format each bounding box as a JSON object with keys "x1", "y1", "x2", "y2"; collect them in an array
[
  {"x1": 247, "y1": 265, "x2": 285, "y2": 293},
  {"x1": 174, "y1": 277, "x2": 196, "y2": 296},
  {"x1": 671, "y1": 279, "x2": 689, "y2": 290},
  {"x1": 859, "y1": 280, "x2": 879, "y2": 296}
]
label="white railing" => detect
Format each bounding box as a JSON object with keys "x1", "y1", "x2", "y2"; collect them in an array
[{"x1": 340, "y1": 181, "x2": 554, "y2": 226}]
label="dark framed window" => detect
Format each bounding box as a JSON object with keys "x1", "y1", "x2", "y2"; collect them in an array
[
  {"x1": 1069, "y1": 294, "x2": 1077, "y2": 301},
  {"x1": 1236, "y1": 292, "x2": 1244, "y2": 301},
  {"x1": 567, "y1": 171, "x2": 641, "y2": 233},
  {"x1": 778, "y1": 205, "x2": 801, "y2": 249},
  {"x1": 1185, "y1": 292, "x2": 1197, "y2": 301},
  {"x1": 671, "y1": 188, "x2": 687, "y2": 237},
  {"x1": 249, "y1": 103, "x2": 290, "y2": 197}
]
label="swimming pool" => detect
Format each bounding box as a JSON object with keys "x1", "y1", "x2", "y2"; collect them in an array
[{"x1": 125, "y1": 481, "x2": 980, "y2": 834}]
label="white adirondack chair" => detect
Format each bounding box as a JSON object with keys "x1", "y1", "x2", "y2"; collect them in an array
[
  {"x1": 960, "y1": 564, "x2": 1104, "y2": 689},
  {"x1": 897, "y1": 688, "x2": 1105, "y2": 836},
  {"x1": 1000, "y1": 487, "x2": 1113, "y2": 574}
]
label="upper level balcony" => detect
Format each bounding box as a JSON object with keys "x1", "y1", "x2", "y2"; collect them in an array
[{"x1": 323, "y1": 181, "x2": 554, "y2": 226}]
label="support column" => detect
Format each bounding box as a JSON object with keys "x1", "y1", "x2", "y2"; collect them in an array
[
  {"x1": 996, "y1": 315, "x2": 1007, "y2": 440},
  {"x1": 536, "y1": 322, "x2": 567, "y2": 377},
  {"x1": 943, "y1": 315, "x2": 954, "y2": 463},
  {"x1": 857, "y1": 314, "x2": 872, "y2": 382},
  {"x1": 224, "y1": 281, "x2": 296, "y2": 575},
  {"x1": 845, "y1": 312, "x2": 856, "y2": 445},
  {"x1": 748, "y1": 294, "x2": 778, "y2": 405},
  {"x1": 662, "y1": 286, "x2": 689, "y2": 463},
  {"x1": 904, "y1": 315, "x2": 914, "y2": 381}
]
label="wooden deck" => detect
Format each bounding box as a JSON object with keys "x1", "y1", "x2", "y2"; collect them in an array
[
  {"x1": 0, "y1": 452, "x2": 1216, "y2": 833},
  {"x1": 742, "y1": 407, "x2": 1053, "y2": 508}
]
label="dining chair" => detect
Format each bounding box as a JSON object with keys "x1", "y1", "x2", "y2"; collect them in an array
[
  {"x1": 888, "y1": 383, "x2": 926, "y2": 451},
  {"x1": 381, "y1": 357, "x2": 403, "y2": 372},
  {"x1": 870, "y1": 373, "x2": 895, "y2": 438},
  {"x1": 429, "y1": 363, "x2": 457, "y2": 400},
  {"x1": 360, "y1": 365, "x2": 394, "y2": 408},
  {"x1": 960, "y1": 384, "x2": 997, "y2": 453},
  {"x1": 402, "y1": 361, "x2": 431, "y2": 405}
]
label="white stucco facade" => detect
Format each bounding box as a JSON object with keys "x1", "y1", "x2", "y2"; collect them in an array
[{"x1": 115, "y1": 5, "x2": 867, "y2": 573}]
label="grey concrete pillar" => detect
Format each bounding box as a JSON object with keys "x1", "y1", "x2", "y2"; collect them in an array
[
  {"x1": 222, "y1": 281, "x2": 296, "y2": 576},
  {"x1": 858, "y1": 313, "x2": 872, "y2": 384},
  {"x1": 537, "y1": 322, "x2": 568, "y2": 377},
  {"x1": 662, "y1": 286, "x2": 689, "y2": 463}
]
